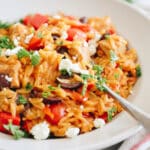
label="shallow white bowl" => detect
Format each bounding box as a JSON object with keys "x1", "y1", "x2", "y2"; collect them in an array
[{"x1": 0, "y1": 0, "x2": 150, "y2": 149}]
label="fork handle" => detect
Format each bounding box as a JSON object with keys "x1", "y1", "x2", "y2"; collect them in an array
[{"x1": 103, "y1": 84, "x2": 150, "y2": 132}]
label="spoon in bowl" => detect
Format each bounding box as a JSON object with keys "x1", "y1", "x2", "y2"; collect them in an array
[{"x1": 103, "y1": 84, "x2": 150, "y2": 132}]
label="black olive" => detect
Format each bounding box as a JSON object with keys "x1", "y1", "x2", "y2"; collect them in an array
[
  {"x1": 57, "y1": 46, "x2": 68, "y2": 54},
  {"x1": 52, "y1": 33, "x2": 60, "y2": 41},
  {"x1": 29, "y1": 88, "x2": 42, "y2": 98},
  {"x1": 79, "y1": 17, "x2": 87, "y2": 24},
  {"x1": 0, "y1": 74, "x2": 11, "y2": 89},
  {"x1": 43, "y1": 97, "x2": 62, "y2": 105}
]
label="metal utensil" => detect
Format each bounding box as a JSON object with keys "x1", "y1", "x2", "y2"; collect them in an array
[{"x1": 103, "y1": 84, "x2": 150, "y2": 132}]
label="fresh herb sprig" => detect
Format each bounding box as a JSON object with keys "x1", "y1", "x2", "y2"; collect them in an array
[
  {"x1": 0, "y1": 36, "x2": 15, "y2": 49},
  {"x1": 4, "y1": 121, "x2": 25, "y2": 140},
  {"x1": 107, "y1": 107, "x2": 117, "y2": 122},
  {"x1": 17, "y1": 95, "x2": 28, "y2": 105},
  {"x1": 135, "y1": 65, "x2": 142, "y2": 77},
  {"x1": 0, "y1": 21, "x2": 12, "y2": 29},
  {"x1": 17, "y1": 49, "x2": 41, "y2": 66}
]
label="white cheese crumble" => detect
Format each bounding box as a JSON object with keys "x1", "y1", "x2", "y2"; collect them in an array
[
  {"x1": 80, "y1": 105, "x2": 84, "y2": 110},
  {"x1": 5, "y1": 46, "x2": 23, "y2": 56},
  {"x1": 65, "y1": 127, "x2": 80, "y2": 138},
  {"x1": 30, "y1": 121, "x2": 50, "y2": 140},
  {"x1": 59, "y1": 59, "x2": 89, "y2": 74},
  {"x1": 5, "y1": 75, "x2": 12, "y2": 82},
  {"x1": 88, "y1": 40, "x2": 97, "y2": 56},
  {"x1": 13, "y1": 37, "x2": 20, "y2": 46},
  {"x1": 61, "y1": 31, "x2": 68, "y2": 40},
  {"x1": 93, "y1": 118, "x2": 105, "y2": 129},
  {"x1": 24, "y1": 33, "x2": 34, "y2": 44}
]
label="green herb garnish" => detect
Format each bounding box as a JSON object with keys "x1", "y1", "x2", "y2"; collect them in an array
[
  {"x1": 0, "y1": 21, "x2": 11, "y2": 29},
  {"x1": 0, "y1": 36, "x2": 15, "y2": 49},
  {"x1": 37, "y1": 32, "x2": 43, "y2": 38},
  {"x1": 25, "y1": 83, "x2": 33, "y2": 91},
  {"x1": 48, "y1": 85, "x2": 56, "y2": 91},
  {"x1": 110, "y1": 50, "x2": 118, "y2": 63},
  {"x1": 104, "y1": 34, "x2": 110, "y2": 40},
  {"x1": 135, "y1": 65, "x2": 142, "y2": 77},
  {"x1": 114, "y1": 73, "x2": 120, "y2": 79},
  {"x1": 18, "y1": 95, "x2": 28, "y2": 105},
  {"x1": 17, "y1": 49, "x2": 30, "y2": 59},
  {"x1": 96, "y1": 77, "x2": 106, "y2": 91},
  {"x1": 42, "y1": 91, "x2": 51, "y2": 98},
  {"x1": 107, "y1": 107, "x2": 117, "y2": 122},
  {"x1": 81, "y1": 74, "x2": 94, "y2": 95},
  {"x1": 31, "y1": 52, "x2": 40, "y2": 66},
  {"x1": 60, "y1": 69, "x2": 72, "y2": 77},
  {"x1": 93, "y1": 64, "x2": 103, "y2": 75},
  {"x1": 4, "y1": 121, "x2": 25, "y2": 140}
]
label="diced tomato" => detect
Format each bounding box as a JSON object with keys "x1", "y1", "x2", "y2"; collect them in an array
[
  {"x1": 107, "y1": 28, "x2": 116, "y2": 35},
  {"x1": 44, "y1": 104, "x2": 66, "y2": 125},
  {"x1": 87, "y1": 82, "x2": 95, "y2": 91},
  {"x1": 31, "y1": 14, "x2": 48, "y2": 29},
  {"x1": 72, "y1": 91, "x2": 88, "y2": 103},
  {"x1": 28, "y1": 36, "x2": 44, "y2": 50},
  {"x1": 22, "y1": 120, "x2": 33, "y2": 132},
  {"x1": 67, "y1": 28, "x2": 86, "y2": 41},
  {"x1": 100, "y1": 112, "x2": 108, "y2": 122},
  {"x1": 23, "y1": 14, "x2": 48, "y2": 29},
  {"x1": 23, "y1": 15, "x2": 32, "y2": 26},
  {"x1": 71, "y1": 24, "x2": 91, "y2": 32},
  {"x1": 0, "y1": 112, "x2": 20, "y2": 132}
]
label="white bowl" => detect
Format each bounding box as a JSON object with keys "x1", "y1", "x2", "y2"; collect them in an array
[{"x1": 0, "y1": 0, "x2": 150, "y2": 149}]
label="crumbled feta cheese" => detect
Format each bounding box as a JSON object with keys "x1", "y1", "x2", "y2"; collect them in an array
[
  {"x1": 59, "y1": 59, "x2": 89, "y2": 74},
  {"x1": 93, "y1": 118, "x2": 105, "y2": 128},
  {"x1": 65, "y1": 127, "x2": 80, "y2": 138},
  {"x1": 53, "y1": 14, "x2": 61, "y2": 19},
  {"x1": 94, "y1": 31, "x2": 101, "y2": 41},
  {"x1": 5, "y1": 46, "x2": 23, "y2": 56},
  {"x1": 5, "y1": 75, "x2": 12, "y2": 82},
  {"x1": 88, "y1": 40, "x2": 97, "y2": 56},
  {"x1": 61, "y1": 31, "x2": 68, "y2": 40},
  {"x1": 80, "y1": 105, "x2": 84, "y2": 110},
  {"x1": 30, "y1": 121, "x2": 50, "y2": 140},
  {"x1": 13, "y1": 37, "x2": 20, "y2": 46},
  {"x1": 24, "y1": 33, "x2": 34, "y2": 44},
  {"x1": 33, "y1": 51, "x2": 39, "y2": 56}
]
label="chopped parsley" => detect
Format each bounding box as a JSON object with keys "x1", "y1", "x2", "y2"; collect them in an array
[
  {"x1": 60, "y1": 69, "x2": 72, "y2": 77},
  {"x1": 114, "y1": 73, "x2": 120, "y2": 79},
  {"x1": 42, "y1": 91, "x2": 51, "y2": 98},
  {"x1": 0, "y1": 36, "x2": 15, "y2": 49},
  {"x1": 4, "y1": 121, "x2": 25, "y2": 140},
  {"x1": 30, "y1": 52, "x2": 40, "y2": 66},
  {"x1": 0, "y1": 21, "x2": 11, "y2": 29},
  {"x1": 17, "y1": 49, "x2": 30, "y2": 59},
  {"x1": 104, "y1": 34, "x2": 110, "y2": 40},
  {"x1": 17, "y1": 95, "x2": 28, "y2": 105},
  {"x1": 110, "y1": 50, "x2": 118, "y2": 63},
  {"x1": 96, "y1": 77, "x2": 106, "y2": 91},
  {"x1": 135, "y1": 65, "x2": 142, "y2": 77},
  {"x1": 48, "y1": 85, "x2": 56, "y2": 91},
  {"x1": 37, "y1": 32, "x2": 43, "y2": 38},
  {"x1": 93, "y1": 64, "x2": 103, "y2": 75},
  {"x1": 25, "y1": 83, "x2": 33, "y2": 91},
  {"x1": 107, "y1": 107, "x2": 117, "y2": 122},
  {"x1": 81, "y1": 74, "x2": 94, "y2": 95}
]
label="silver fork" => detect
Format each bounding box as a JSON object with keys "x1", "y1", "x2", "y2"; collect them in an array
[{"x1": 103, "y1": 84, "x2": 150, "y2": 132}]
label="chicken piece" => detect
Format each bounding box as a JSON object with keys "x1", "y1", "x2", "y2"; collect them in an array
[{"x1": 98, "y1": 34, "x2": 127, "y2": 57}]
